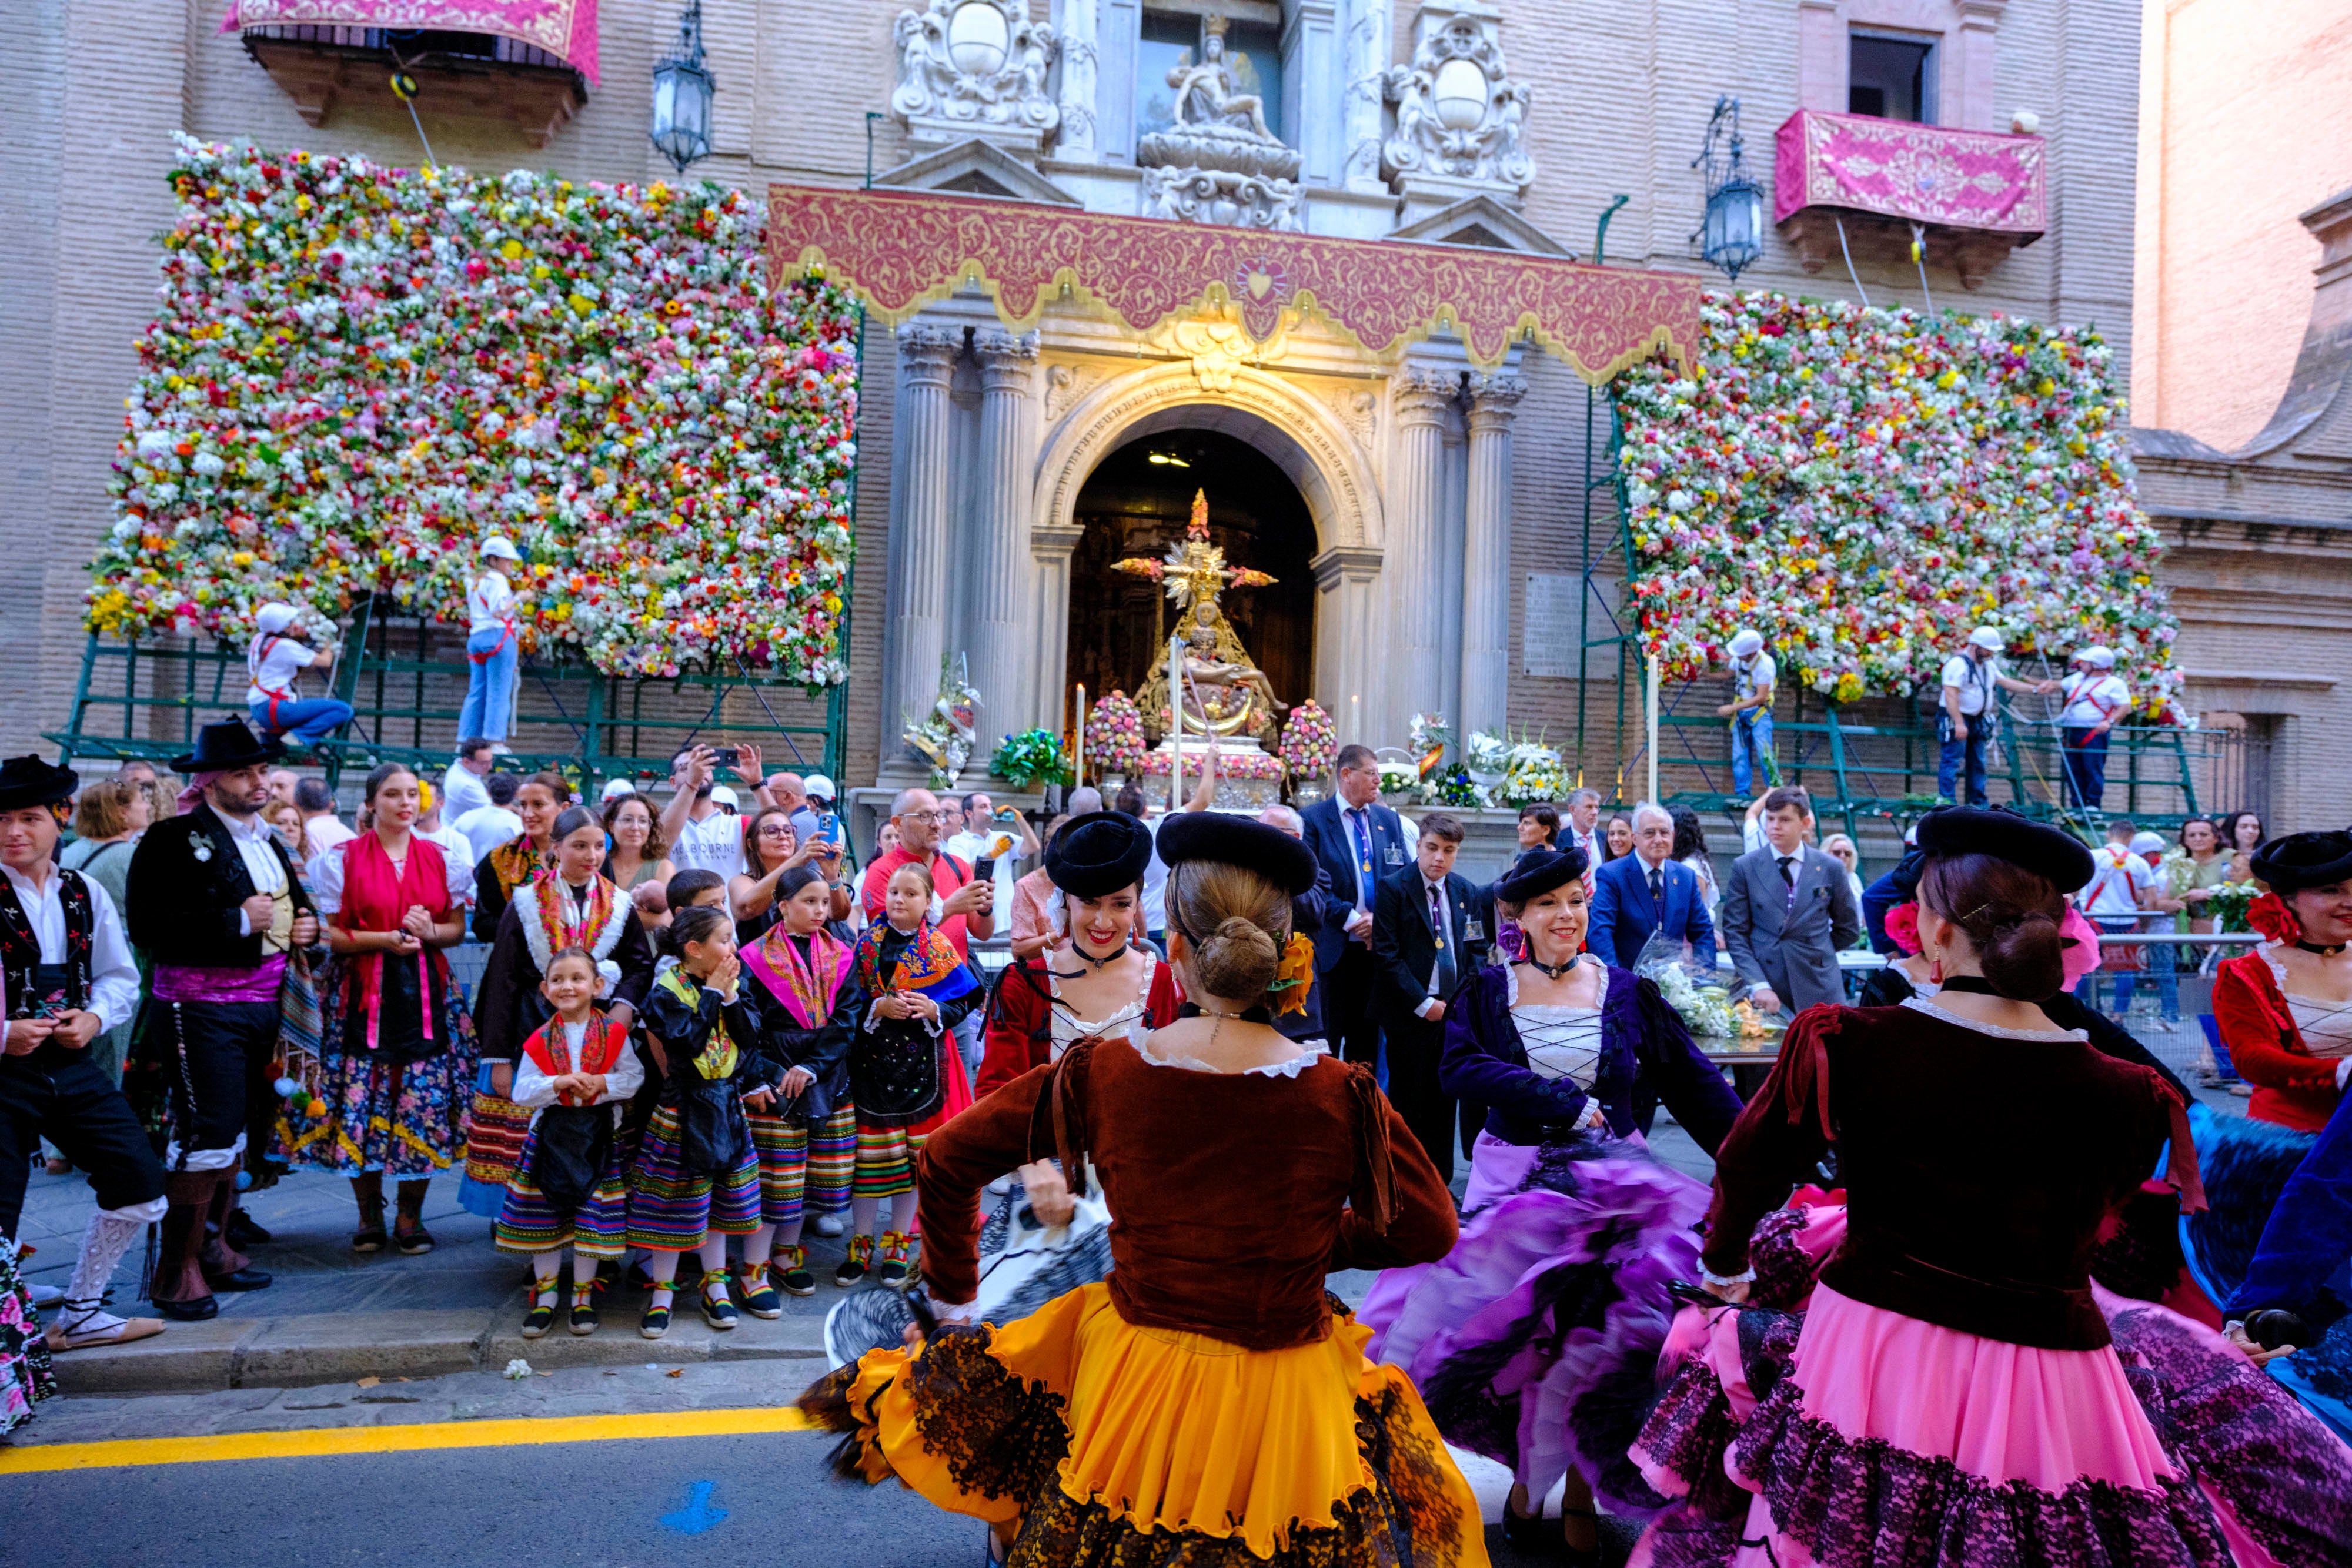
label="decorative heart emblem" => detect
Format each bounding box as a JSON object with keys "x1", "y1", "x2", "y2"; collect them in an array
[{"x1": 1245, "y1": 269, "x2": 1274, "y2": 300}]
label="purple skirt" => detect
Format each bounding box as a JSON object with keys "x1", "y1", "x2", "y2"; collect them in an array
[{"x1": 1358, "y1": 1128, "x2": 1710, "y2": 1517}]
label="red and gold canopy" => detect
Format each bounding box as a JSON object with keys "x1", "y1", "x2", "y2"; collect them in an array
[{"x1": 766, "y1": 185, "x2": 1701, "y2": 382}]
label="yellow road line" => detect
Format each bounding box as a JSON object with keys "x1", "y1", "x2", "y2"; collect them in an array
[{"x1": 0, "y1": 1405, "x2": 820, "y2": 1475}]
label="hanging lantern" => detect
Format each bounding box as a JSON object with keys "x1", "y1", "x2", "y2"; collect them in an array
[
  {"x1": 947, "y1": 1, "x2": 1011, "y2": 78},
  {"x1": 650, "y1": 0, "x2": 717, "y2": 175},
  {"x1": 1690, "y1": 95, "x2": 1764, "y2": 283},
  {"x1": 1432, "y1": 58, "x2": 1489, "y2": 132}
]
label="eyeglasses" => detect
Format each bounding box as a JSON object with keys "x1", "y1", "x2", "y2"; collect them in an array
[
  {"x1": 901, "y1": 810, "x2": 946, "y2": 824},
  {"x1": 757, "y1": 824, "x2": 795, "y2": 838}
]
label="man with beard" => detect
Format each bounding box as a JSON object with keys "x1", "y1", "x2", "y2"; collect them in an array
[
  {"x1": 0, "y1": 755, "x2": 167, "y2": 1350},
  {"x1": 126, "y1": 719, "x2": 313, "y2": 1320}
]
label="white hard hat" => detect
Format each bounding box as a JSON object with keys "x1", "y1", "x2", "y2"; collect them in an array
[
  {"x1": 481, "y1": 535, "x2": 523, "y2": 562},
  {"x1": 1967, "y1": 626, "x2": 2003, "y2": 651},
  {"x1": 600, "y1": 777, "x2": 638, "y2": 801},
  {"x1": 1728, "y1": 628, "x2": 1765, "y2": 657},
  {"x1": 803, "y1": 774, "x2": 837, "y2": 801}
]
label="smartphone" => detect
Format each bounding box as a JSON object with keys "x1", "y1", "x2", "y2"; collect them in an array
[
  {"x1": 971, "y1": 855, "x2": 997, "y2": 885},
  {"x1": 709, "y1": 745, "x2": 740, "y2": 770},
  {"x1": 816, "y1": 810, "x2": 840, "y2": 844}
]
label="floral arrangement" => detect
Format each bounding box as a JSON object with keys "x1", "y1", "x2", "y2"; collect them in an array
[
  {"x1": 1615, "y1": 292, "x2": 2181, "y2": 720},
  {"x1": 1426, "y1": 764, "x2": 1485, "y2": 810},
  {"x1": 1636, "y1": 934, "x2": 1737, "y2": 1040},
  {"x1": 1376, "y1": 760, "x2": 1421, "y2": 798},
  {"x1": 1277, "y1": 699, "x2": 1337, "y2": 780},
  {"x1": 991, "y1": 728, "x2": 1072, "y2": 790},
  {"x1": 94, "y1": 137, "x2": 860, "y2": 682},
  {"x1": 1085, "y1": 690, "x2": 1147, "y2": 778},
  {"x1": 1141, "y1": 745, "x2": 1286, "y2": 782},
  {"x1": 2204, "y1": 881, "x2": 2257, "y2": 935},
  {"x1": 905, "y1": 653, "x2": 980, "y2": 790},
  {"x1": 1471, "y1": 728, "x2": 1568, "y2": 809}
]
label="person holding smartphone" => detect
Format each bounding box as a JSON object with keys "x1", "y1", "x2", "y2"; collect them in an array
[
  {"x1": 656, "y1": 741, "x2": 766, "y2": 892},
  {"x1": 943, "y1": 790, "x2": 1039, "y2": 929}
]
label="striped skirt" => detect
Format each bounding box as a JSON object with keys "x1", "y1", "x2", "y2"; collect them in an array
[
  {"x1": 625, "y1": 1102, "x2": 761, "y2": 1252},
  {"x1": 749, "y1": 1103, "x2": 856, "y2": 1228},
  {"x1": 492, "y1": 1116, "x2": 631, "y2": 1259}
]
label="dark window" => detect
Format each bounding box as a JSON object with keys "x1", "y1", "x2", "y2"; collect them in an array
[{"x1": 1849, "y1": 34, "x2": 1935, "y2": 122}]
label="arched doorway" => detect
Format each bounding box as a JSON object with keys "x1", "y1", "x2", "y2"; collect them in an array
[{"x1": 1065, "y1": 428, "x2": 1315, "y2": 728}]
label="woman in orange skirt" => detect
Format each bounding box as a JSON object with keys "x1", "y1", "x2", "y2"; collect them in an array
[{"x1": 802, "y1": 811, "x2": 1487, "y2": 1567}]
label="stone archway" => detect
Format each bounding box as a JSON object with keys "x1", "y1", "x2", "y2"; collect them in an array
[{"x1": 1028, "y1": 363, "x2": 1389, "y2": 734}]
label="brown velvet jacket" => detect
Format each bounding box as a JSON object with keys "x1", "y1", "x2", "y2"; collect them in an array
[
  {"x1": 1703, "y1": 1001, "x2": 2178, "y2": 1351},
  {"x1": 915, "y1": 1031, "x2": 1459, "y2": 1351}
]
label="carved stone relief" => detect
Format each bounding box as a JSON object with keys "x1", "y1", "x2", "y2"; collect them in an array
[
  {"x1": 1382, "y1": 2, "x2": 1536, "y2": 203},
  {"x1": 890, "y1": 0, "x2": 1060, "y2": 155}
]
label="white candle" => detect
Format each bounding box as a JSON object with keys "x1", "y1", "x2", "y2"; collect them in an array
[{"x1": 1074, "y1": 683, "x2": 1086, "y2": 789}]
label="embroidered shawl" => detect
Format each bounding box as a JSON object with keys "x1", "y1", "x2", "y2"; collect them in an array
[
  {"x1": 514, "y1": 872, "x2": 628, "y2": 981},
  {"x1": 744, "y1": 924, "x2": 852, "y2": 1031},
  {"x1": 853, "y1": 918, "x2": 978, "y2": 1005}
]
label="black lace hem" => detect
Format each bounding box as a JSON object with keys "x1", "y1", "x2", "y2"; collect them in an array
[{"x1": 1730, "y1": 1378, "x2": 2233, "y2": 1567}]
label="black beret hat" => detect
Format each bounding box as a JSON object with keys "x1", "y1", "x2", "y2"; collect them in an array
[
  {"x1": 1494, "y1": 845, "x2": 1589, "y2": 906},
  {"x1": 2250, "y1": 831, "x2": 2352, "y2": 896},
  {"x1": 1153, "y1": 809, "x2": 1318, "y2": 896},
  {"x1": 0, "y1": 755, "x2": 79, "y2": 814},
  {"x1": 1044, "y1": 811, "x2": 1155, "y2": 898},
  {"x1": 1913, "y1": 805, "x2": 2095, "y2": 895}
]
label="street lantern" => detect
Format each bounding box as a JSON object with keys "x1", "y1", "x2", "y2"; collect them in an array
[
  {"x1": 1692, "y1": 95, "x2": 1764, "y2": 282},
  {"x1": 650, "y1": 0, "x2": 716, "y2": 175}
]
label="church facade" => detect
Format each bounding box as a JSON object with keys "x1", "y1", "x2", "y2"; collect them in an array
[{"x1": 8, "y1": 0, "x2": 2344, "y2": 833}]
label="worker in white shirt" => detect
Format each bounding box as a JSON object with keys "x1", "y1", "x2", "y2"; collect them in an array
[
  {"x1": 244, "y1": 603, "x2": 351, "y2": 749},
  {"x1": 2057, "y1": 646, "x2": 2130, "y2": 811},
  {"x1": 457, "y1": 536, "x2": 523, "y2": 745},
  {"x1": 1937, "y1": 626, "x2": 2056, "y2": 806},
  {"x1": 440, "y1": 737, "x2": 497, "y2": 825},
  {"x1": 1718, "y1": 628, "x2": 1778, "y2": 797}
]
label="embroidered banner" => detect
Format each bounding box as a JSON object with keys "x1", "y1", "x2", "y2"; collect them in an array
[
  {"x1": 765, "y1": 185, "x2": 1702, "y2": 381},
  {"x1": 225, "y1": 0, "x2": 600, "y2": 85},
  {"x1": 1773, "y1": 109, "x2": 2044, "y2": 234}
]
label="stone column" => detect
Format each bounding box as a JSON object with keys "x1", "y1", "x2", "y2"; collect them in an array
[
  {"x1": 1388, "y1": 367, "x2": 1457, "y2": 737},
  {"x1": 1029, "y1": 521, "x2": 1085, "y2": 752},
  {"x1": 970, "y1": 329, "x2": 1042, "y2": 748},
  {"x1": 882, "y1": 324, "x2": 961, "y2": 774},
  {"x1": 1056, "y1": 0, "x2": 1100, "y2": 157},
  {"x1": 1312, "y1": 544, "x2": 1387, "y2": 747},
  {"x1": 1461, "y1": 370, "x2": 1526, "y2": 740}
]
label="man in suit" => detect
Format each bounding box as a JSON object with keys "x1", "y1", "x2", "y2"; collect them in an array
[
  {"x1": 1372, "y1": 812, "x2": 1494, "y2": 1184},
  {"x1": 1299, "y1": 744, "x2": 1411, "y2": 1070},
  {"x1": 1257, "y1": 803, "x2": 1334, "y2": 1043},
  {"x1": 1589, "y1": 801, "x2": 1716, "y2": 971},
  {"x1": 1720, "y1": 785, "x2": 1862, "y2": 1020}
]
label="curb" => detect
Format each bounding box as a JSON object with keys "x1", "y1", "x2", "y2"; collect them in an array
[{"x1": 48, "y1": 1307, "x2": 828, "y2": 1395}]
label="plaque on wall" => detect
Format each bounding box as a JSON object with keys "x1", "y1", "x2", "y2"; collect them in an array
[{"x1": 1522, "y1": 572, "x2": 1619, "y2": 681}]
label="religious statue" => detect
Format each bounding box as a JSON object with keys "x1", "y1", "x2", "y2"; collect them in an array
[
  {"x1": 1115, "y1": 490, "x2": 1284, "y2": 744},
  {"x1": 1165, "y1": 16, "x2": 1277, "y2": 143},
  {"x1": 902, "y1": 652, "x2": 980, "y2": 789}
]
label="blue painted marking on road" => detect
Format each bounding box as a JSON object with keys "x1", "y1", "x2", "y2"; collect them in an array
[{"x1": 661, "y1": 1479, "x2": 729, "y2": 1534}]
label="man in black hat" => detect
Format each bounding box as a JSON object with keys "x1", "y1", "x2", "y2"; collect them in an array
[
  {"x1": 0, "y1": 754, "x2": 168, "y2": 1351},
  {"x1": 125, "y1": 718, "x2": 313, "y2": 1320}
]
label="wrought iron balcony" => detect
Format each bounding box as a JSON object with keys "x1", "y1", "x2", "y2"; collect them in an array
[
  {"x1": 240, "y1": 24, "x2": 589, "y2": 149},
  {"x1": 1772, "y1": 109, "x2": 2046, "y2": 290}
]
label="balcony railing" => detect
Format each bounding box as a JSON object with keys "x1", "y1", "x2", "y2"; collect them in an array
[
  {"x1": 240, "y1": 22, "x2": 590, "y2": 148},
  {"x1": 1772, "y1": 109, "x2": 2046, "y2": 290}
]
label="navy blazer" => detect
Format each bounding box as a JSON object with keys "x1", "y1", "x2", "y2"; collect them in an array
[
  {"x1": 1370, "y1": 865, "x2": 1495, "y2": 1027},
  {"x1": 1588, "y1": 851, "x2": 1716, "y2": 972},
  {"x1": 1298, "y1": 795, "x2": 1409, "y2": 971},
  {"x1": 1439, "y1": 959, "x2": 1742, "y2": 1153}
]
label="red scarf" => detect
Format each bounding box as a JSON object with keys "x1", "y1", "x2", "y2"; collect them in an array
[
  {"x1": 340, "y1": 830, "x2": 452, "y2": 1054},
  {"x1": 521, "y1": 1015, "x2": 630, "y2": 1106}
]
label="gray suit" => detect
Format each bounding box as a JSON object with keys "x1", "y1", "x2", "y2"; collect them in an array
[{"x1": 1720, "y1": 842, "x2": 1863, "y2": 1014}]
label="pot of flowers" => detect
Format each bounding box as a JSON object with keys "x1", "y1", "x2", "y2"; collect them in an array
[{"x1": 991, "y1": 728, "x2": 1072, "y2": 793}]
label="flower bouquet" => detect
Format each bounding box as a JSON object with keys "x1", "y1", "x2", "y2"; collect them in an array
[
  {"x1": 1278, "y1": 700, "x2": 1337, "y2": 781},
  {"x1": 1634, "y1": 932, "x2": 1741, "y2": 1042},
  {"x1": 1085, "y1": 691, "x2": 1147, "y2": 781},
  {"x1": 991, "y1": 728, "x2": 1072, "y2": 790},
  {"x1": 1496, "y1": 733, "x2": 1568, "y2": 810}
]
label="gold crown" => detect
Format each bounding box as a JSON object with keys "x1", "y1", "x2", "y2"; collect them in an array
[{"x1": 1204, "y1": 14, "x2": 1230, "y2": 36}]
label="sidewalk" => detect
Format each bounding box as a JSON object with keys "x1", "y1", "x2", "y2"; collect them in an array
[{"x1": 16, "y1": 1165, "x2": 838, "y2": 1395}]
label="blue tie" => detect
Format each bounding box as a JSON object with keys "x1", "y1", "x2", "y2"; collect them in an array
[{"x1": 1349, "y1": 808, "x2": 1374, "y2": 900}]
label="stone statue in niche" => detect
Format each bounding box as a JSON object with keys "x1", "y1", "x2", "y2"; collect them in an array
[
  {"x1": 1166, "y1": 22, "x2": 1277, "y2": 141},
  {"x1": 890, "y1": 0, "x2": 1061, "y2": 155},
  {"x1": 1137, "y1": 13, "x2": 1302, "y2": 230},
  {"x1": 1381, "y1": 5, "x2": 1536, "y2": 201}
]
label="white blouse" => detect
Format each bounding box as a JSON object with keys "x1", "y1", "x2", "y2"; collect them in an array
[
  {"x1": 510, "y1": 1017, "x2": 647, "y2": 1117},
  {"x1": 1130, "y1": 1020, "x2": 1327, "y2": 1078},
  {"x1": 1047, "y1": 950, "x2": 1158, "y2": 1059},
  {"x1": 308, "y1": 833, "x2": 476, "y2": 915},
  {"x1": 2267, "y1": 951, "x2": 2352, "y2": 1062}
]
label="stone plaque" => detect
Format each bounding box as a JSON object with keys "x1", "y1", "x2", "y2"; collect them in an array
[{"x1": 1523, "y1": 573, "x2": 1619, "y2": 680}]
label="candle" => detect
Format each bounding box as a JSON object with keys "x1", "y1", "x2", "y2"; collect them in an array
[{"x1": 1074, "y1": 683, "x2": 1086, "y2": 788}]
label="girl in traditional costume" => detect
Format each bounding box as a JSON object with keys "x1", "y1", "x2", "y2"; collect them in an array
[
  {"x1": 472, "y1": 807, "x2": 656, "y2": 1219},
  {"x1": 833, "y1": 860, "x2": 980, "y2": 1288},
  {"x1": 739, "y1": 864, "x2": 858, "y2": 1302},
  {"x1": 291, "y1": 764, "x2": 474, "y2": 1254},
  {"x1": 469, "y1": 771, "x2": 567, "y2": 941},
  {"x1": 1633, "y1": 807, "x2": 2352, "y2": 1567},
  {"x1": 493, "y1": 947, "x2": 642, "y2": 1338},
  {"x1": 800, "y1": 811, "x2": 1483, "y2": 1568},
  {"x1": 629, "y1": 905, "x2": 781, "y2": 1338},
  {"x1": 1357, "y1": 844, "x2": 1745, "y2": 1562}
]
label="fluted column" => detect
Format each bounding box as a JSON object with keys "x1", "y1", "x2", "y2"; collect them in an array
[
  {"x1": 1461, "y1": 371, "x2": 1526, "y2": 740},
  {"x1": 971, "y1": 329, "x2": 1041, "y2": 748},
  {"x1": 883, "y1": 324, "x2": 961, "y2": 771},
  {"x1": 1388, "y1": 367, "x2": 1456, "y2": 738}
]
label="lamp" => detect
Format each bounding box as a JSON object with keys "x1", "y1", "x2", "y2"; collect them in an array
[
  {"x1": 650, "y1": 0, "x2": 716, "y2": 175},
  {"x1": 1691, "y1": 95, "x2": 1764, "y2": 283}
]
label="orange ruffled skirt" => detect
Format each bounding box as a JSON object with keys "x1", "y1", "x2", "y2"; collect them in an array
[{"x1": 803, "y1": 1282, "x2": 1488, "y2": 1566}]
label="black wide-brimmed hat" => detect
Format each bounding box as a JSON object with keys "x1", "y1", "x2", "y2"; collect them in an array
[
  {"x1": 1495, "y1": 845, "x2": 1589, "y2": 906},
  {"x1": 2250, "y1": 831, "x2": 2352, "y2": 895},
  {"x1": 1154, "y1": 810, "x2": 1317, "y2": 896},
  {"x1": 171, "y1": 717, "x2": 285, "y2": 774},
  {"x1": 1045, "y1": 811, "x2": 1155, "y2": 899},
  {"x1": 0, "y1": 755, "x2": 79, "y2": 813},
  {"x1": 1913, "y1": 805, "x2": 2095, "y2": 895}
]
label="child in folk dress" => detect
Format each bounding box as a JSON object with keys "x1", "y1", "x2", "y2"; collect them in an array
[
  {"x1": 836, "y1": 862, "x2": 979, "y2": 1286},
  {"x1": 492, "y1": 947, "x2": 642, "y2": 1338},
  {"x1": 626, "y1": 906, "x2": 784, "y2": 1339}
]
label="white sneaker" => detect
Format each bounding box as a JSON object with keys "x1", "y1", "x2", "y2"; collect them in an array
[{"x1": 813, "y1": 1211, "x2": 845, "y2": 1238}]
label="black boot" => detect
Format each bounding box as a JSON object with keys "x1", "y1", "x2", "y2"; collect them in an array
[{"x1": 151, "y1": 1171, "x2": 221, "y2": 1322}]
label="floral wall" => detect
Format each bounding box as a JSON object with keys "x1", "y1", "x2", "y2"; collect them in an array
[
  {"x1": 92, "y1": 137, "x2": 860, "y2": 683},
  {"x1": 1615, "y1": 292, "x2": 2180, "y2": 719}
]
